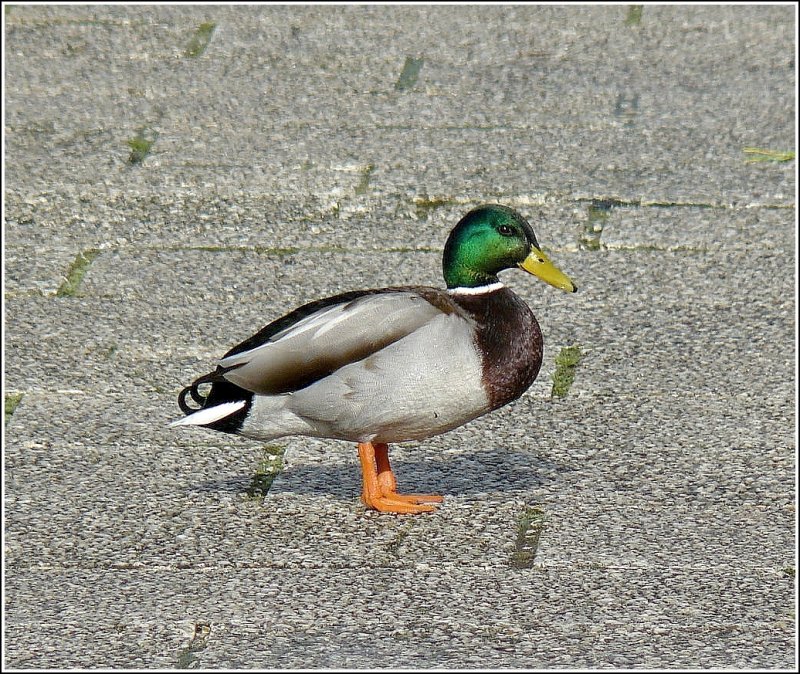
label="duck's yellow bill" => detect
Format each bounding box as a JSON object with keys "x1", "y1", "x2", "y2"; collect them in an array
[{"x1": 518, "y1": 245, "x2": 577, "y2": 293}]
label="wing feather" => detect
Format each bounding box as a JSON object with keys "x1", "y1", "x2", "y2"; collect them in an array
[{"x1": 218, "y1": 289, "x2": 448, "y2": 395}]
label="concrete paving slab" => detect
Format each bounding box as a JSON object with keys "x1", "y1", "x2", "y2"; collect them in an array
[
  {"x1": 5, "y1": 6, "x2": 794, "y2": 203},
  {"x1": 4, "y1": 3, "x2": 796, "y2": 670},
  {"x1": 3, "y1": 567, "x2": 793, "y2": 669}
]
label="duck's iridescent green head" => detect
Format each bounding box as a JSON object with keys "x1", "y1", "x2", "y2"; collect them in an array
[{"x1": 443, "y1": 204, "x2": 577, "y2": 292}]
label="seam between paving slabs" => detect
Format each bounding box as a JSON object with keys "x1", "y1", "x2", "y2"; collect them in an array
[
  {"x1": 3, "y1": 242, "x2": 702, "y2": 301},
  {"x1": 574, "y1": 196, "x2": 794, "y2": 251},
  {"x1": 7, "y1": 618, "x2": 792, "y2": 639},
  {"x1": 5, "y1": 560, "x2": 790, "y2": 574},
  {"x1": 17, "y1": 192, "x2": 778, "y2": 300},
  {"x1": 574, "y1": 196, "x2": 794, "y2": 209},
  {"x1": 147, "y1": 243, "x2": 567, "y2": 256}
]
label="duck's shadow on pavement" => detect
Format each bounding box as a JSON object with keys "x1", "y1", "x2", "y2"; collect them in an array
[{"x1": 190, "y1": 447, "x2": 576, "y2": 499}]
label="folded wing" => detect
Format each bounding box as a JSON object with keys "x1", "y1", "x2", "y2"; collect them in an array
[{"x1": 218, "y1": 289, "x2": 447, "y2": 395}]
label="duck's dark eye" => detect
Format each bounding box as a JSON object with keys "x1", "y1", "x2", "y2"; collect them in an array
[{"x1": 497, "y1": 224, "x2": 514, "y2": 237}]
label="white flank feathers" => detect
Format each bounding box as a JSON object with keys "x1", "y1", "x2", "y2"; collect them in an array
[{"x1": 170, "y1": 400, "x2": 247, "y2": 427}]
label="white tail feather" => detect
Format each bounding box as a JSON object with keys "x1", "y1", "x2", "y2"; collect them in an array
[{"x1": 170, "y1": 400, "x2": 247, "y2": 427}]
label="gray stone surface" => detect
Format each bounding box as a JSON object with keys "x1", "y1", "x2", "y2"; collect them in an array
[{"x1": 4, "y1": 4, "x2": 796, "y2": 669}]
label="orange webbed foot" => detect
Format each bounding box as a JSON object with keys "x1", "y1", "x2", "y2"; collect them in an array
[
  {"x1": 361, "y1": 492, "x2": 437, "y2": 515},
  {"x1": 358, "y1": 442, "x2": 443, "y2": 515}
]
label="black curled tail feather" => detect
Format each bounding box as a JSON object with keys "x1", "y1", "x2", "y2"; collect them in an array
[
  {"x1": 177, "y1": 370, "x2": 223, "y2": 415},
  {"x1": 177, "y1": 367, "x2": 254, "y2": 434}
]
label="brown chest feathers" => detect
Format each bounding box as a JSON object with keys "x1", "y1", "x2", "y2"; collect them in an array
[{"x1": 452, "y1": 287, "x2": 543, "y2": 410}]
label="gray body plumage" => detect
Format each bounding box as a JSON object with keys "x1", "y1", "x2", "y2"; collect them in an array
[{"x1": 174, "y1": 289, "x2": 493, "y2": 443}]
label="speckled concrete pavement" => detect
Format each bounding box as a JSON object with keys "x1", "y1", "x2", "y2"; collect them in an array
[{"x1": 3, "y1": 4, "x2": 796, "y2": 669}]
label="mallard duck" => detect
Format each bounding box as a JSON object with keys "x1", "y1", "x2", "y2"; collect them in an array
[{"x1": 172, "y1": 204, "x2": 576, "y2": 514}]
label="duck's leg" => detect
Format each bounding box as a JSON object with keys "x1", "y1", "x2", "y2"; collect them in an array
[
  {"x1": 374, "y1": 443, "x2": 444, "y2": 504},
  {"x1": 357, "y1": 442, "x2": 442, "y2": 514}
]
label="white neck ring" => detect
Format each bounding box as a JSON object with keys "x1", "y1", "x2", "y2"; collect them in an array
[{"x1": 447, "y1": 282, "x2": 505, "y2": 296}]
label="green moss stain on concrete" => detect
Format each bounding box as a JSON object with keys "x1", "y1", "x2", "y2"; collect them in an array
[
  {"x1": 385, "y1": 246, "x2": 439, "y2": 254},
  {"x1": 244, "y1": 445, "x2": 286, "y2": 502},
  {"x1": 414, "y1": 196, "x2": 457, "y2": 220},
  {"x1": 5, "y1": 393, "x2": 23, "y2": 424},
  {"x1": 176, "y1": 622, "x2": 210, "y2": 668},
  {"x1": 581, "y1": 199, "x2": 616, "y2": 250},
  {"x1": 56, "y1": 249, "x2": 101, "y2": 297},
  {"x1": 395, "y1": 56, "x2": 424, "y2": 91},
  {"x1": 614, "y1": 92, "x2": 640, "y2": 126},
  {"x1": 386, "y1": 521, "x2": 414, "y2": 555},
  {"x1": 510, "y1": 505, "x2": 547, "y2": 568},
  {"x1": 185, "y1": 22, "x2": 216, "y2": 58},
  {"x1": 127, "y1": 127, "x2": 159, "y2": 164},
  {"x1": 743, "y1": 147, "x2": 796, "y2": 163},
  {"x1": 552, "y1": 345, "x2": 582, "y2": 398},
  {"x1": 355, "y1": 164, "x2": 376, "y2": 195},
  {"x1": 625, "y1": 5, "x2": 643, "y2": 26},
  {"x1": 186, "y1": 245, "x2": 300, "y2": 257}
]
